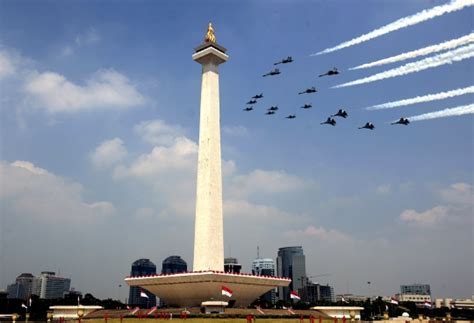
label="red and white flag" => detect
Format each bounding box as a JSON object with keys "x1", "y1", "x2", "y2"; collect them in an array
[
  {"x1": 140, "y1": 290, "x2": 149, "y2": 298},
  {"x1": 21, "y1": 303, "x2": 28, "y2": 309},
  {"x1": 423, "y1": 301, "x2": 432, "y2": 308},
  {"x1": 290, "y1": 290, "x2": 301, "y2": 300},
  {"x1": 130, "y1": 307, "x2": 140, "y2": 315},
  {"x1": 146, "y1": 306, "x2": 157, "y2": 315},
  {"x1": 390, "y1": 298, "x2": 399, "y2": 305},
  {"x1": 222, "y1": 285, "x2": 233, "y2": 297}
]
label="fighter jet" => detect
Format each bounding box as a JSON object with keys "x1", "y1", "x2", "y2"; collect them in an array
[
  {"x1": 243, "y1": 107, "x2": 254, "y2": 111},
  {"x1": 252, "y1": 93, "x2": 264, "y2": 99},
  {"x1": 319, "y1": 68, "x2": 339, "y2": 77},
  {"x1": 391, "y1": 117, "x2": 410, "y2": 125},
  {"x1": 300, "y1": 104, "x2": 312, "y2": 109},
  {"x1": 320, "y1": 117, "x2": 336, "y2": 126},
  {"x1": 263, "y1": 68, "x2": 281, "y2": 77},
  {"x1": 331, "y1": 109, "x2": 348, "y2": 118},
  {"x1": 268, "y1": 106, "x2": 279, "y2": 111},
  {"x1": 359, "y1": 122, "x2": 375, "y2": 130},
  {"x1": 286, "y1": 115, "x2": 296, "y2": 119},
  {"x1": 298, "y1": 87, "x2": 317, "y2": 95},
  {"x1": 274, "y1": 56, "x2": 293, "y2": 65},
  {"x1": 265, "y1": 111, "x2": 275, "y2": 115},
  {"x1": 246, "y1": 99, "x2": 257, "y2": 105}
]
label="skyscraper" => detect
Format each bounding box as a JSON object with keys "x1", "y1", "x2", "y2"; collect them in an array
[
  {"x1": 276, "y1": 246, "x2": 306, "y2": 302},
  {"x1": 252, "y1": 258, "x2": 277, "y2": 304},
  {"x1": 33, "y1": 272, "x2": 71, "y2": 299},
  {"x1": 128, "y1": 259, "x2": 157, "y2": 307},
  {"x1": 161, "y1": 256, "x2": 187, "y2": 274}
]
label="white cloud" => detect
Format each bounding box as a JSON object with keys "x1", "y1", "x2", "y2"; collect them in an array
[
  {"x1": 60, "y1": 28, "x2": 101, "y2": 57},
  {"x1": 400, "y1": 205, "x2": 449, "y2": 226},
  {"x1": 75, "y1": 27, "x2": 100, "y2": 46},
  {"x1": 222, "y1": 125, "x2": 248, "y2": 137},
  {"x1": 115, "y1": 136, "x2": 197, "y2": 178},
  {"x1": 134, "y1": 119, "x2": 185, "y2": 146},
  {"x1": 224, "y1": 199, "x2": 293, "y2": 221},
  {"x1": 439, "y1": 182, "x2": 473, "y2": 206},
  {"x1": 0, "y1": 160, "x2": 115, "y2": 222},
  {"x1": 24, "y1": 69, "x2": 146, "y2": 113},
  {"x1": 91, "y1": 138, "x2": 128, "y2": 168},
  {"x1": 0, "y1": 51, "x2": 16, "y2": 79},
  {"x1": 376, "y1": 184, "x2": 392, "y2": 195},
  {"x1": 227, "y1": 169, "x2": 312, "y2": 198},
  {"x1": 285, "y1": 225, "x2": 352, "y2": 243}
]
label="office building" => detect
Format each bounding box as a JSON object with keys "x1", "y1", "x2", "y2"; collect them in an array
[
  {"x1": 161, "y1": 256, "x2": 187, "y2": 274},
  {"x1": 128, "y1": 259, "x2": 157, "y2": 307},
  {"x1": 252, "y1": 258, "x2": 276, "y2": 304},
  {"x1": 6, "y1": 273, "x2": 35, "y2": 300},
  {"x1": 276, "y1": 246, "x2": 306, "y2": 301},
  {"x1": 400, "y1": 284, "x2": 431, "y2": 296},
  {"x1": 301, "y1": 282, "x2": 335, "y2": 304},
  {"x1": 34, "y1": 272, "x2": 71, "y2": 299},
  {"x1": 224, "y1": 258, "x2": 242, "y2": 274}
]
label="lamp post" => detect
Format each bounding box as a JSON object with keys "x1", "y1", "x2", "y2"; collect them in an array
[{"x1": 77, "y1": 308, "x2": 84, "y2": 323}]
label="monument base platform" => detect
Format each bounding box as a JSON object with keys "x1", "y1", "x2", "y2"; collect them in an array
[{"x1": 125, "y1": 271, "x2": 290, "y2": 307}]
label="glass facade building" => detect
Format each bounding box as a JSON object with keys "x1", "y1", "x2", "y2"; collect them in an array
[
  {"x1": 224, "y1": 258, "x2": 242, "y2": 274},
  {"x1": 252, "y1": 258, "x2": 276, "y2": 304},
  {"x1": 276, "y1": 246, "x2": 306, "y2": 302},
  {"x1": 161, "y1": 256, "x2": 187, "y2": 274},
  {"x1": 401, "y1": 284, "x2": 431, "y2": 296},
  {"x1": 128, "y1": 259, "x2": 157, "y2": 307}
]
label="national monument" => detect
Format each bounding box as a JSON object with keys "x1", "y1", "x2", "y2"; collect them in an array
[{"x1": 125, "y1": 23, "x2": 290, "y2": 307}]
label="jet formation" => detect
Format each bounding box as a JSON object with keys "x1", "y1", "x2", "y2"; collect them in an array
[
  {"x1": 319, "y1": 68, "x2": 339, "y2": 77},
  {"x1": 391, "y1": 117, "x2": 410, "y2": 125},
  {"x1": 263, "y1": 68, "x2": 281, "y2": 77},
  {"x1": 298, "y1": 87, "x2": 317, "y2": 95},
  {"x1": 274, "y1": 56, "x2": 293, "y2": 65},
  {"x1": 359, "y1": 122, "x2": 375, "y2": 130},
  {"x1": 331, "y1": 109, "x2": 348, "y2": 118},
  {"x1": 321, "y1": 117, "x2": 336, "y2": 126},
  {"x1": 243, "y1": 56, "x2": 410, "y2": 130}
]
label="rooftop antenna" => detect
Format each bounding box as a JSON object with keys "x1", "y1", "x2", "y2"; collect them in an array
[{"x1": 257, "y1": 245, "x2": 260, "y2": 259}]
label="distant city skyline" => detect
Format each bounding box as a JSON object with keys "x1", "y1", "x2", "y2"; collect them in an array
[{"x1": 1, "y1": 0, "x2": 472, "y2": 301}]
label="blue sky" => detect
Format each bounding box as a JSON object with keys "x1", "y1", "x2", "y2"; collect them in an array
[{"x1": 1, "y1": 0, "x2": 472, "y2": 301}]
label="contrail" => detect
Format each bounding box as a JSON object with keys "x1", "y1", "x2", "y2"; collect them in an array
[
  {"x1": 367, "y1": 86, "x2": 474, "y2": 110},
  {"x1": 351, "y1": 32, "x2": 474, "y2": 70},
  {"x1": 407, "y1": 103, "x2": 474, "y2": 121},
  {"x1": 333, "y1": 44, "x2": 474, "y2": 88},
  {"x1": 312, "y1": 0, "x2": 474, "y2": 56}
]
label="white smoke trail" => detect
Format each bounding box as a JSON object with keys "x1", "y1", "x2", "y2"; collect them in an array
[
  {"x1": 407, "y1": 103, "x2": 474, "y2": 121},
  {"x1": 351, "y1": 32, "x2": 474, "y2": 70},
  {"x1": 312, "y1": 0, "x2": 474, "y2": 56},
  {"x1": 367, "y1": 86, "x2": 474, "y2": 110},
  {"x1": 333, "y1": 44, "x2": 474, "y2": 88}
]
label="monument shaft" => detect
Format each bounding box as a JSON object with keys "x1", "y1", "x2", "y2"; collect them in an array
[{"x1": 192, "y1": 46, "x2": 228, "y2": 271}]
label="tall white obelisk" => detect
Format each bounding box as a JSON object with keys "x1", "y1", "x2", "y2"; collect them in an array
[{"x1": 192, "y1": 23, "x2": 228, "y2": 271}]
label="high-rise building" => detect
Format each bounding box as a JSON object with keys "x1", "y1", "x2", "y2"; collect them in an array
[
  {"x1": 276, "y1": 246, "x2": 306, "y2": 302},
  {"x1": 252, "y1": 258, "x2": 276, "y2": 304},
  {"x1": 6, "y1": 273, "x2": 35, "y2": 300},
  {"x1": 224, "y1": 258, "x2": 242, "y2": 274},
  {"x1": 161, "y1": 256, "x2": 187, "y2": 274},
  {"x1": 33, "y1": 272, "x2": 71, "y2": 299},
  {"x1": 400, "y1": 284, "x2": 431, "y2": 296},
  {"x1": 302, "y1": 282, "x2": 335, "y2": 303},
  {"x1": 128, "y1": 259, "x2": 157, "y2": 307}
]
